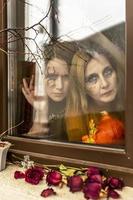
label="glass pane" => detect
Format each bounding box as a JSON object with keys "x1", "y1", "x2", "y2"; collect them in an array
[{"x1": 8, "y1": 0, "x2": 126, "y2": 148}]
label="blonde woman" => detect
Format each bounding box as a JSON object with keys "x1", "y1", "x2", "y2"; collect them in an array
[{"x1": 65, "y1": 41, "x2": 125, "y2": 144}]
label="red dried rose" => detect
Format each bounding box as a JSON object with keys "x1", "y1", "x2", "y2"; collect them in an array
[
  {"x1": 14, "y1": 171, "x2": 25, "y2": 179},
  {"x1": 107, "y1": 189, "x2": 120, "y2": 199},
  {"x1": 41, "y1": 188, "x2": 56, "y2": 198},
  {"x1": 67, "y1": 175, "x2": 83, "y2": 192},
  {"x1": 87, "y1": 167, "x2": 100, "y2": 177},
  {"x1": 13, "y1": 163, "x2": 125, "y2": 200},
  {"x1": 107, "y1": 177, "x2": 124, "y2": 189},
  {"x1": 46, "y1": 170, "x2": 62, "y2": 186},
  {"x1": 86, "y1": 174, "x2": 102, "y2": 184},
  {"x1": 25, "y1": 166, "x2": 44, "y2": 185},
  {"x1": 83, "y1": 182, "x2": 101, "y2": 200}
]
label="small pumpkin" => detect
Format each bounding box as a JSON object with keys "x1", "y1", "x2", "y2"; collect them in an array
[{"x1": 95, "y1": 111, "x2": 124, "y2": 145}]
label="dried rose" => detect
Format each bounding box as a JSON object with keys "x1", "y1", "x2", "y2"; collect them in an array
[
  {"x1": 87, "y1": 167, "x2": 100, "y2": 177},
  {"x1": 41, "y1": 188, "x2": 56, "y2": 198},
  {"x1": 46, "y1": 170, "x2": 62, "y2": 186},
  {"x1": 107, "y1": 189, "x2": 120, "y2": 199},
  {"x1": 107, "y1": 177, "x2": 124, "y2": 189},
  {"x1": 88, "y1": 174, "x2": 102, "y2": 184},
  {"x1": 25, "y1": 166, "x2": 44, "y2": 185},
  {"x1": 14, "y1": 171, "x2": 25, "y2": 179},
  {"x1": 67, "y1": 175, "x2": 83, "y2": 192},
  {"x1": 83, "y1": 182, "x2": 101, "y2": 200}
]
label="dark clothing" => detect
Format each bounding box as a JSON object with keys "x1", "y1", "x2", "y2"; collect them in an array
[{"x1": 48, "y1": 98, "x2": 68, "y2": 141}]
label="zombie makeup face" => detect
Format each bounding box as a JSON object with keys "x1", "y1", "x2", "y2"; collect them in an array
[
  {"x1": 85, "y1": 54, "x2": 118, "y2": 106},
  {"x1": 45, "y1": 58, "x2": 70, "y2": 102}
]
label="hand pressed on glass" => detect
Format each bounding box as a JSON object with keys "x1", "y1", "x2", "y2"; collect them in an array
[
  {"x1": 22, "y1": 42, "x2": 77, "y2": 139},
  {"x1": 22, "y1": 75, "x2": 35, "y2": 107},
  {"x1": 22, "y1": 75, "x2": 49, "y2": 137}
]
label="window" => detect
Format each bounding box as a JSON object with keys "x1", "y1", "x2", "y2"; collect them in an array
[{"x1": 4, "y1": 0, "x2": 133, "y2": 186}]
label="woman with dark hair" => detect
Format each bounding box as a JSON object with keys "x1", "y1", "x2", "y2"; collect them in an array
[
  {"x1": 65, "y1": 40, "x2": 125, "y2": 144},
  {"x1": 22, "y1": 41, "x2": 77, "y2": 140}
]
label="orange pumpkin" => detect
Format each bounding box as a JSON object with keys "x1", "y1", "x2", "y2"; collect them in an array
[{"x1": 95, "y1": 111, "x2": 124, "y2": 144}]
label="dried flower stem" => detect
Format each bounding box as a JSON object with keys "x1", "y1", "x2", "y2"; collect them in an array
[{"x1": 0, "y1": 120, "x2": 24, "y2": 140}]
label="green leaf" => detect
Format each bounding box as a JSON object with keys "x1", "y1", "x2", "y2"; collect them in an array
[
  {"x1": 59, "y1": 164, "x2": 76, "y2": 177},
  {"x1": 59, "y1": 164, "x2": 67, "y2": 171}
]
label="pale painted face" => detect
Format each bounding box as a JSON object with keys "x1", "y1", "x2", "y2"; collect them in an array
[
  {"x1": 45, "y1": 58, "x2": 69, "y2": 102},
  {"x1": 85, "y1": 54, "x2": 118, "y2": 106}
]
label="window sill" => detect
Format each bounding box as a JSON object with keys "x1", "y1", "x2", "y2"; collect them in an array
[{"x1": 0, "y1": 164, "x2": 133, "y2": 200}]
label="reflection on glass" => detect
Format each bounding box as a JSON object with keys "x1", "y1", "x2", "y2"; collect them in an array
[
  {"x1": 9, "y1": 0, "x2": 125, "y2": 147},
  {"x1": 65, "y1": 39, "x2": 125, "y2": 145},
  {"x1": 22, "y1": 42, "x2": 78, "y2": 140},
  {"x1": 21, "y1": 33, "x2": 125, "y2": 146}
]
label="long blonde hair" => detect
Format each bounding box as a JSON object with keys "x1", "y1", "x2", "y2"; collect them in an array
[
  {"x1": 66, "y1": 42, "x2": 125, "y2": 116},
  {"x1": 65, "y1": 51, "x2": 91, "y2": 116}
]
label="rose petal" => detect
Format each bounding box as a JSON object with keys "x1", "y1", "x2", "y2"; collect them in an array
[
  {"x1": 14, "y1": 171, "x2": 25, "y2": 179},
  {"x1": 41, "y1": 188, "x2": 56, "y2": 198}
]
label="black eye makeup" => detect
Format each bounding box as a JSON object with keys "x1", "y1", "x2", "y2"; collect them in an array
[
  {"x1": 85, "y1": 73, "x2": 98, "y2": 84},
  {"x1": 46, "y1": 73, "x2": 69, "y2": 83},
  {"x1": 46, "y1": 73, "x2": 58, "y2": 81},
  {"x1": 103, "y1": 66, "x2": 114, "y2": 78}
]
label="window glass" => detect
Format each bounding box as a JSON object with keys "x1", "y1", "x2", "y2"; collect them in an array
[{"x1": 8, "y1": 0, "x2": 126, "y2": 148}]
